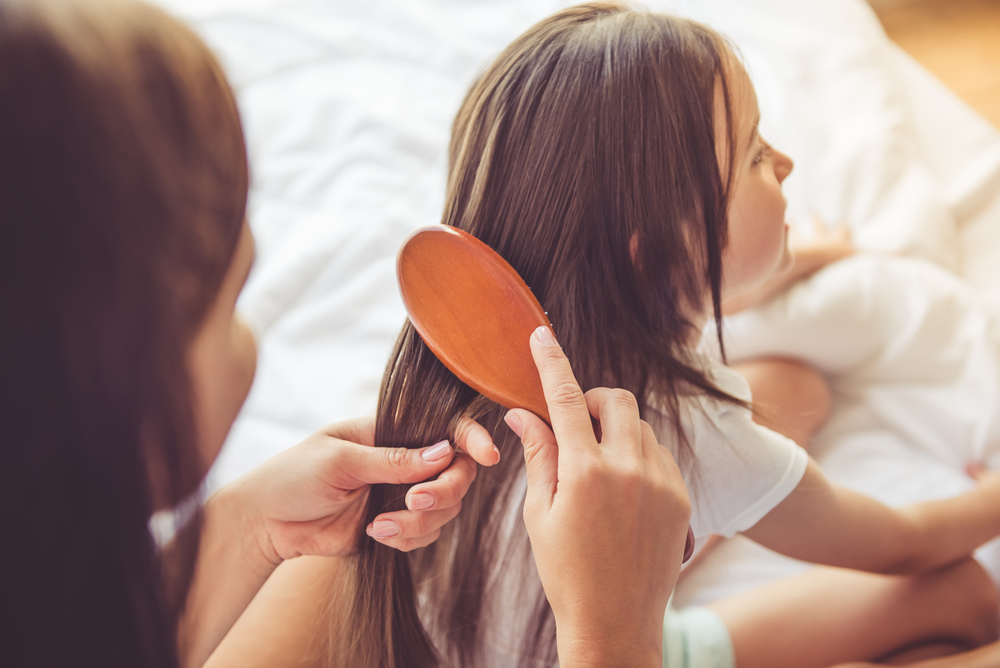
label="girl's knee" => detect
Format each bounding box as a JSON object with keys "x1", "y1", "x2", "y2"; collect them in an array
[
  {"x1": 963, "y1": 562, "x2": 1000, "y2": 646},
  {"x1": 733, "y1": 357, "x2": 832, "y2": 446},
  {"x1": 933, "y1": 559, "x2": 1000, "y2": 647},
  {"x1": 781, "y1": 359, "x2": 832, "y2": 428}
]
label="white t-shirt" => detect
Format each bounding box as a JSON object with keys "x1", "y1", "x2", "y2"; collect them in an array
[
  {"x1": 646, "y1": 356, "x2": 809, "y2": 541},
  {"x1": 450, "y1": 356, "x2": 808, "y2": 666}
]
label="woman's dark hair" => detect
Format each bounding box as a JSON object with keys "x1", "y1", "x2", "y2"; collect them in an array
[
  {"x1": 0, "y1": 0, "x2": 248, "y2": 665},
  {"x1": 330, "y1": 4, "x2": 743, "y2": 666}
]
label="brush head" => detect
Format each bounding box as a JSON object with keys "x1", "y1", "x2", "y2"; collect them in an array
[
  {"x1": 397, "y1": 225, "x2": 551, "y2": 423},
  {"x1": 397, "y1": 225, "x2": 696, "y2": 563}
]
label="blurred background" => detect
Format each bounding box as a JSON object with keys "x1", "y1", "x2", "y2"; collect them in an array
[{"x1": 868, "y1": 0, "x2": 1000, "y2": 127}]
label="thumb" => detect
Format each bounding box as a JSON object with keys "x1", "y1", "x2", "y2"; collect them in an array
[
  {"x1": 336, "y1": 439, "x2": 455, "y2": 487},
  {"x1": 506, "y1": 409, "x2": 558, "y2": 513}
]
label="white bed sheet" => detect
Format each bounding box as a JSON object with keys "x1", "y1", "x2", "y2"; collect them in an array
[{"x1": 152, "y1": 0, "x2": 1000, "y2": 608}]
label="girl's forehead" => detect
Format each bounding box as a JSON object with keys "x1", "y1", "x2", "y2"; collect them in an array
[
  {"x1": 714, "y1": 58, "x2": 759, "y2": 170},
  {"x1": 727, "y1": 60, "x2": 760, "y2": 151}
]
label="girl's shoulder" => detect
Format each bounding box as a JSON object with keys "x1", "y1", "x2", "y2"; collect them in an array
[
  {"x1": 646, "y1": 355, "x2": 809, "y2": 539},
  {"x1": 644, "y1": 355, "x2": 755, "y2": 448}
]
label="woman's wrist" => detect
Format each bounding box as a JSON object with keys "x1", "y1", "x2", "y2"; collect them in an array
[
  {"x1": 179, "y1": 478, "x2": 284, "y2": 667},
  {"x1": 555, "y1": 625, "x2": 662, "y2": 668},
  {"x1": 553, "y1": 609, "x2": 663, "y2": 668},
  {"x1": 208, "y1": 477, "x2": 283, "y2": 577}
]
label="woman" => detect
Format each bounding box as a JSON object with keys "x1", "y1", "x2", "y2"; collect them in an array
[{"x1": 0, "y1": 0, "x2": 690, "y2": 666}]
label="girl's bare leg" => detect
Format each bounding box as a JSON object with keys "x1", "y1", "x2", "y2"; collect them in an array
[
  {"x1": 733, "y1": 356, "x2": 832, "y2": 450},
  {"x1": 833, "y1": 639, "x2": 1000, "y2": 668},
  {"x1": 704, "y1": 558, "x2": 999, "y2": 668}
]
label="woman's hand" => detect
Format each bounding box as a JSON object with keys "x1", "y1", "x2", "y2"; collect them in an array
[
  {"x1": 504, "y1": 326, "x2": 691, "y2": 668},
  {"x1": 232, "y1": 416, "x2": 499, "y2": 566},
  {"x1": 180, "y1": 419, "x2": 497, "y2": 667}
]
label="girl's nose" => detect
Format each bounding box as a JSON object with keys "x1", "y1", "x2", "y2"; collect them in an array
[{"x1": 775, "y1": 150, "x2": 794, "y2": 183}]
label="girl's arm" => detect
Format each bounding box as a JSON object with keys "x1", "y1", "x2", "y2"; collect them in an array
[{"x1": 743, "y1": 459, "x2": 1000, "y2": 574}]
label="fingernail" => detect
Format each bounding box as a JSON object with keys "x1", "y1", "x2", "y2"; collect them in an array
[
  {"x1": 407, "y1": 493, "x2": 435, "y2": 510},
  {"x1": 534, "y1": 326, "x2": 557, "y2": 346},
  {"x1": 368, "y1": 520, "x2": 399, "y2": 538},
  {"x1": 421, "y1": 439, "x2": 451, "y2": 462},
  {"x1": 492, "y1": 444, "x2": 502, "y2": 464},
  {"x1": 504, "y1": 411, "x2": 523, "y2": 438}
]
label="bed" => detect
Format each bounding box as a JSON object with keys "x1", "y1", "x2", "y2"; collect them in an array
[{"x1": 154, "y1": 0, "x2": 1000, "y2": 607}]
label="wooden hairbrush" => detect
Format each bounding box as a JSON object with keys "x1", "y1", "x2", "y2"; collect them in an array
[
  {"x1": 396, "y1": 224, "x2": 695, "y2": 563},
  {"x1": 397, "y1": 225, "x2": 551, "y2": 423}
]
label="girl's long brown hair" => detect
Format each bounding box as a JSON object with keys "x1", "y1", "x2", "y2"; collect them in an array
[{"x1": 333, "y1": 4, "x2": 742, "y2": 666}]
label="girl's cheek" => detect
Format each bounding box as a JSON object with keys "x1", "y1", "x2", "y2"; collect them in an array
[
  {"x1": 190, "y1": 314, "x2": 258, "y2": 475},
  {"x1": 204, "y1": 317, "x2": 256, "y2": 471},
  {"x1": 775, "y1": 226, "x2": 794, "y2": 275},
  {"x1": 233, "y1": 314, "x2": 258, "y2": 396}
]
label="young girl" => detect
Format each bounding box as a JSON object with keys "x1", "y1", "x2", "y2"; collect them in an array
[
  {"x1": 0, "y1": 0, "x2": 691, "y2": 666},
  {"x1": 207, "y1": 3, "x2": 1000, "y2": 668}
]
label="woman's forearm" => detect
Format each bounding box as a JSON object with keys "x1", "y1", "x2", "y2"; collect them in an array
[
  {"x1": 177, "y1": 481, "x2": 278, "y2": 668},
  {"x1": 174, "y1": 419, "x2": 494, "y2": 666}
]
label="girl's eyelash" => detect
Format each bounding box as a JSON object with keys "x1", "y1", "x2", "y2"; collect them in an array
[{"x1": 752, "y1": 143, "x2": 773, "y2": 166}]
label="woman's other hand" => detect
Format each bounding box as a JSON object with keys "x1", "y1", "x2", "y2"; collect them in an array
[
  {"x1": 182, "y1": 420, "x2": 496, "y2": 667},
  {"x1": 229, "y1": 415, "x2": 498, "y2": 566},
  {"x1": 504, "y1": 326, "x2": 692, "y2": 668}
]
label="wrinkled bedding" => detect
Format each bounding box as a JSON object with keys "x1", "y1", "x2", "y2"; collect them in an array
[
  {"x1": 152, "y1": 0, "x2": 1000, "y2": 605},
  {"x1": 681, "y1": 255, "x2": 1000, "y2": 606}
]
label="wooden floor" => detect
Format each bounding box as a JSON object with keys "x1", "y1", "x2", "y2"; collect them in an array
[{"x1": 868, "y1": 0, "x2": 1000, "y2": 128}]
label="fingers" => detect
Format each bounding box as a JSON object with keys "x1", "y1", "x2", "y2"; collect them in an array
[
  {"x1": 454, "y1": 417, "x2": 500, "y2": 466},
  {"x1": 320, "y1": 416, "x2": 376, "y2": 446},
  {"x1": 361, "y1": 447, "x2": 478, "y2": 552},
  {"x1": 366, "y1": 452, "x2": 466, "y2": 549},
  {"x1": 327, "y1": 437, "x2": 455, "y2": 487},
  {"x1": 367, "y1": 503, "x2": 460, "y2": 552},
  {"x1": 370, "y1": 528, "x2": 442, "y2": 553},
  {"x1": 506, "y1": 408, "x2": 559, "y2": 512},
  {"x1": 583, "y1": 387, "x2": 642, "y2": 455},
  {"x1": 529, "y1": 326, "x2": 597, "y2": 454},
  {"x1": 404, "y1": 451, "x2": 477, "y2": 512}
]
